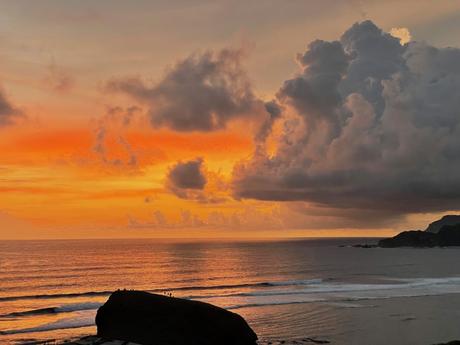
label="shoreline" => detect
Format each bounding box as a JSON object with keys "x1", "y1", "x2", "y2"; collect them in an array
[{"x1": 33, "y1": 293, "x2": 460, "y2": 345}]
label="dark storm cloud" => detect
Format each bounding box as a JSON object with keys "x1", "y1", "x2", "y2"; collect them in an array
[
  {"x1": 167, "y1": 158, "x2": 206, "y2": 190},
  {"x1": 255, "y1": 100, "x2": 282, "y2": 144},
  {"x1": 106, "y1": 48, "x2": 264, "y2": 132},
  {"x1": 233, "y1": 20, "x2": 460, "y2": 223},
  {"x1": 165, "y1": 158, "x2": 228, "y2": 203},
  {"x1": 0, "y1": 89, "x2": 21, "y2": 126},
  {"x1": 278, "y1": 39, "x2": 349, "y2": 121}
]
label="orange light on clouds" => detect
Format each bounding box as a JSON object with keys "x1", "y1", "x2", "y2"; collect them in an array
[
  {"x1": 0, "y1": 114, "x2": 258, "y2": 238},
  {"x1": 2, "y1": 1, "x2": 459, "y2": 239}
]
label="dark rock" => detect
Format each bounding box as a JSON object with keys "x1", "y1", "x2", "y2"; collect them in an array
[
  {"x1": 378, "y1": 230, "x2": 438, "y2": 248},
  {"x1": 433, "y1": 341, "x2": 460, "y2": 345},
  {"x1": 438, "y1": 224, "x2": 460, "y2": 246},
  {"x1": 351, "y1": 244, "x2": 378, "y2": 248},
  {"x1": 425, "y1": 215, "x2": 460, "y2": 233},
  {"x1": 378, "y1": 224, "x2": 460, "y2": 248},
  {"x1": 304, "y1": 338, "x2": 330, "y2": 344},
  {"x1": 96, "y1": 290, "x2": 257, "y2": 345}
]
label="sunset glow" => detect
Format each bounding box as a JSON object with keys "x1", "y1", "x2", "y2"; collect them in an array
[{"x1": 2, "y1": 1, "x2": 460, "y2": 239}]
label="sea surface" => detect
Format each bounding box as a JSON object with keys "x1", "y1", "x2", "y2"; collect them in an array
[{"x1": 1, "y1": 238, "x2": 460, "y2": 344}]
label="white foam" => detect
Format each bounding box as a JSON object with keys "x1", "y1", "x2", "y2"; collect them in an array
[
  {"x1": 5, "y1": 276, "x2": 460, "y2": 334},
  {"x1": 235, "y1": 277, "x2": 460, "y2": 297},
  {"x1": 268, "y1": 279, "x2": 323, "y2": 286},
  {"x1": 208, "y1": 276, "x2": 460, "y2": 310},
  {"x1": 55, "y1": 301, "x2": 102, "y2": 313}
]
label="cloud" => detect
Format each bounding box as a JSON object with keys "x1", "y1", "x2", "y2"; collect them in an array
[
  {"x1": 390, "y1": 27, "x2": 412, "y2": 45},
  {"x1": 165, "y1": 158, "x2": 228, "y2": 203},
  {"x1": 233, "y1": 20, "x2": 460, "y2": 225},
  {"x1": 127, "y1": 206, "x2": 284, "y2": 231},
  {"x1": 44, "y1": 61, "x2": 75, "y2": 93},
  {"x1": 106, "y1": 48, "x2": 265, "y2": 132},
  {"x1": 166, "y1": 157, "x2": 208, "y2": 201},
  {"x1": 0, "y1": 87, "x2": 21, "y2": 127},
  {"x1": 106, "y1": 105, "x2": 141, "y2": 126},
  {"x1": 92, "y1": 106, "x2": 141, "y2": 168},
  {"x1": 167, "y1": 158, "x2": 206, "y2": 190},
  {"x1": 255, "y1": 100, "x2": 282, "y2": 146}
]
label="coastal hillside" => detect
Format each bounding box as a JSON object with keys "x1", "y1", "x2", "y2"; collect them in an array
[
  {"x1": 425, "y1": 215, "x2": 460, "y2": 233},
  {"x1": 379, "y1": 215, "x2": 460, "y2": 247}
]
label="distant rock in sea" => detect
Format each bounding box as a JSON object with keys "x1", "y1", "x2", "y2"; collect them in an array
[
  {"x1": 351, "y1": 244, "x2": 378, "y2": 249},
  {"x1": 348, "y1": 215, "x2": 460, "y2": 249},
  {"x1": 425, "y1": 215, "x2": 460, "y2": 233},
  {"x1": 96, "y1": 290, "x2": 258, "y2": 345}
]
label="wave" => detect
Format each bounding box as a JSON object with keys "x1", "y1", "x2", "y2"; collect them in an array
[
  {"x1": 0, "y1": 279, "x2": 322, "y2": 302},
  {"x1": 3, "y1": 276, "x2": 459, "y2": 304},
  {"x1": 3, "y1": 277, "x2": 460, "y2": 336},
  {"x1": 223, "y1": 278, "x2": 460, "y2": 310},
  {"x1": 268, "y1": 279, "x2": 323, "y2": 286},
  {"x1": 2, "y1": 292, "x2": 451, "y2": 335},
  {"x1": 226, "y1": 298, "x2": 327, "y2": 310},
  {"x1": 180, "y1": 277, "x2": 460, "y2": 310},
  {"x1": 0, "y1": 314, "x2": 95, "y2": 335},
  {"x1": 0, "y1": 302, "x2": 102, "y2": 318},
  {"x1": 226, "y1": 291, "x2": 455, "y2": 310},
  {"x1": 215, "y1": 277, "x2": 460, "y2": 299},
  {"x1": 1, "y1": 281, "x2": 323, "y2": 318},
  {"x1": 4, "y1": 277, "x2": 460, "y2": 325},
  {"x1": 0, "y1": 290, "x2": 113, "y2": 302}
]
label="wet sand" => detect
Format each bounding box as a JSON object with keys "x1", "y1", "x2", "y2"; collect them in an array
[
  {"x1": 332, "y1": 294, "x2": 460, "y2": 345},
  {"x1": 237, "y1": 293, "x2": 460, "y2": 345}
]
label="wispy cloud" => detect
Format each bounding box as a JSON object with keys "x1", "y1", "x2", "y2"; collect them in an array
[{"x1": 43, "y1": 60, "x2": 75, "y2": 93}]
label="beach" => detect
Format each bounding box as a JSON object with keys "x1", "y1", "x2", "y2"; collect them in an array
[
  {"x1": 1, "y1": 238, "x2": 460, "y2": 344},
  {"x1": 242, "y1": 294, "x2": 460, "y2": 345}
]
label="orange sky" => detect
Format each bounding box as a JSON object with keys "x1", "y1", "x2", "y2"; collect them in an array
[{"x1": 1, "y1": 1, "x2": 460, "y2": 239}]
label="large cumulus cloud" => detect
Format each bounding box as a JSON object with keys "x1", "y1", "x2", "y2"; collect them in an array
[
  {"x1": 233, "y1": 20, "x2": 460, "y2": 222},
  {"x1": 107, "y1": 48, "x2": 266, "y2": 132}
]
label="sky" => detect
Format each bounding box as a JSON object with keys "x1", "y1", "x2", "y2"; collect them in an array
[{"x1": 1, "y1": 0, "x2": 460, "y2": 239}]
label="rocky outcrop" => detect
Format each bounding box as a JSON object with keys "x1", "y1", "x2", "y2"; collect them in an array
[
  {"x1": 351, "y1": 244, "x2": 378, "y2": 248},
  {"x1": 65, "y1": 336, "x2": 141, "y2": 344},
  {"x1": 378, "y1": 224, "x2": 460, "y2": 248},
  {"x1": 96, "y1": 290, "x2": 257, "y2": 345},
  {"x1": 378, "y1": 230, "x2": 438, "y2": 247},
  {"x1": 425, "y1": 215, "x2": 460, "y2": 233},
  {"x1": 437, "y1": 224, "x2": 460, "y2": 246}
]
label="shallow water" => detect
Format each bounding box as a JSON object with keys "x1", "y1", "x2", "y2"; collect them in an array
[{"x1": 1, "y1": 238, "x2": 460, "y2": 344}]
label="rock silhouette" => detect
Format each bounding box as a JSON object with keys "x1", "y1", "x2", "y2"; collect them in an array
[
  {"x1": 96, "y1": 290, "x2": 258, "y2": 345},
  {"x1": 425, "y1": 215, "x2": 460, "y2": 233},
  {"x1": 378, "y1": 230, "x2": 438, "y2": 248},
  {"x1": 379, "y1": 224, "x2": 460, "y2": 247}
]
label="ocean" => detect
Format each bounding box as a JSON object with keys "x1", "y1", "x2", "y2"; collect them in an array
[{"x1": 1, "y1": 238, "x2": 460, "y2": 345}]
